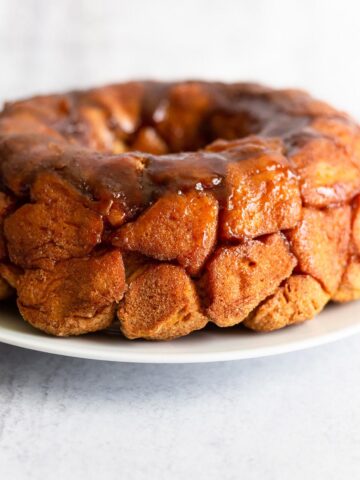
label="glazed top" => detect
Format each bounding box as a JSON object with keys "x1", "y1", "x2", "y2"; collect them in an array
[{"x1": 0, "y1": 81, "x2": 359, "y2": 228}]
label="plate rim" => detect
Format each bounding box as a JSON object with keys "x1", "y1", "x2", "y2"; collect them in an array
[{"x1": 1, "y1": 305, "x2": 360, "y2": 363}]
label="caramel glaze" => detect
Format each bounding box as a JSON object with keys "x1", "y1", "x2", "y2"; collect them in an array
[
  {"x1": 0, "y1": 81, "x2": 347, "y2": 222},
  {"x1": 1, "y1": 80, "x2": 360, "y2": 338}
]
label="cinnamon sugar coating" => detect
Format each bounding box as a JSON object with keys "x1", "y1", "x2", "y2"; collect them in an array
[
  {"x1": 112, "y1": 190, "x2": 218, "y2": 275},
  {"x1": 244, "y1": 275, "x2": 329, "y2": 332},
  {"x1": 118, "y1": 263, "x2": 207, "y2": 340},
  {"x1": 0, "y1": 81, "x2": 359, "y2": 338},
  {"x1": 206, "y1": 233, "x2": 296, "y2": 327},
  {"x1": 17, "y1": 250, "x2": 125, "y2": 336}
]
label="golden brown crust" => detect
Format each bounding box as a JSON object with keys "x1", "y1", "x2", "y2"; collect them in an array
[
  {"x1": 4, "y1": 172, "x2": 103, "y2": 269},
  {"x1": 132, "y1": 127, "x2": 168, "y2": 155},
  {"x1": 206, "y1": 233, "x2": 297, "y2": 327},
  {"x1": 332, "y1": 195, "x2": 360, "y2": 301},
  {"x1": 0, "y1": 193, "x2": 16, "y2": 296},
  {"x1": 17, "y1": 250, "x2": 125, "y2": 336},
  {"x1": 289, "y1": 136, "x2": 360, "y2": 207},
  {"x1": 244, "y1": 275, "x2": 330, "y2": 332},
  {"x1": 0, "y1": 80, "x2": 359, "y2": 339},
  {"x1": 286, "y1": 206, "x2": 351, "y2": 295},
  {"x1": 0, "y1": 276, "x2": 13, "y2": 300},
  {"x1": 351, "y1": 197, "x2": 360, "y2": 254},
  {"x1": 0, "y1": 193, "x2": 13, "y2": 265},
  {"x1": 112, "y1": 191, "x2": 218, "y2": 275},
  {"x1": 118, "y1": 263, "x2": 207, "y2": 340},
  {"x1": 153, "y1": 82, "x2": 212, "y2": 152},
  {"x1": 0, "y1": 263, "x2": 22, "y2": 289},
  {"x1": 220, "y1": 150, "x2": 301, "y2": 239},
  {"x1": 333, "y1": 259, "x2": 360, "y2": 302}
]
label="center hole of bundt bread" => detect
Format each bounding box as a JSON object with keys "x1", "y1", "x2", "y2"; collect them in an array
[{"x1": 126, "y1": 110, "x2": 259, "y2": 155}]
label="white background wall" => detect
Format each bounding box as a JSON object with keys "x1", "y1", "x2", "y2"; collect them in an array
[
  {"x1": 2, "y1": 1, "x2": 360, "y2": 479},
  {"x1": 1, "y1": 0, "x2": 360, "y2": 117}
]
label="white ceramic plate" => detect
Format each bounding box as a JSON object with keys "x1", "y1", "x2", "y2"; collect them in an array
[{"x1": 0, "y1": 301, "x2": 360, "y2": 363}]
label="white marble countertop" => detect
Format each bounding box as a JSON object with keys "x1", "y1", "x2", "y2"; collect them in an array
[
  {"x1": 2, "y1": 337, "x2": 360, "y2": 479},
  {"x1": 1, "y1": 0, "x2": 360, "y2": 477}
]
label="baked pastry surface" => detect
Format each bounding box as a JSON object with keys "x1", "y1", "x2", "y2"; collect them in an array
[{"x1": 0, "y1": 81, "x2": 359, "y2": 340}]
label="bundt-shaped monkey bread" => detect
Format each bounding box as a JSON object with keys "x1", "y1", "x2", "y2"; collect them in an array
[{"x1": 0, "y1": 81, "x2": 359, "y2": 340}]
